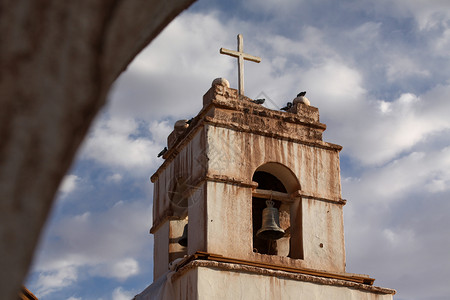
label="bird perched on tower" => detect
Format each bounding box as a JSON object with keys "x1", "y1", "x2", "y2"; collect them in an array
[
  {"x1": 280, "y1": 102, "x2": 293, "y2": 111},
  {"x1": 294, "y1": 91, "x2": 310, "y2": 106},
  {"x1": 252, "y1": 98, "x2": 265, "y2": 105},
  {"x1": 157, "y1": 147, "x2": 168, "y2": 158}
]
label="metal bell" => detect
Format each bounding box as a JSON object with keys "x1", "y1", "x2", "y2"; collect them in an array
[
  {"x1": 256, "y1": 200, "x2": 285, "y2": 240},
  {"x1": 178, "y1": 224, "x2": 188, "y2": 247}
]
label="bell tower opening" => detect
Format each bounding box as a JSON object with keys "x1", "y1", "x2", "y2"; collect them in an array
[
  {"x1": 141, "y1": 76, "x2": 395, "y2": 300},
  {"x1": 251, "y1": 165, "x2": 302, "y2": 259},
  {"x1": 252, "y1": 171, "x2": 286, "y2": 255}
]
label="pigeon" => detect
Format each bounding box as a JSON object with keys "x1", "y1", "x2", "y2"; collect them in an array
[
  {"x1": 252, "y1": 98, "x2": 265, "y2": 105},
  {"x1": 157, "y1": 147, "x2": 168, "y2": 158},
  {"x1": 280, "y1": 102, "x2": 293, "y2": 111},
  {"x1": 297, "y1": 91, "x2": 306, "y2": 97}
]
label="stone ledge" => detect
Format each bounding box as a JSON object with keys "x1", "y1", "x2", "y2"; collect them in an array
[
  {"x1": 152, "y1": 85, "x2": 342, "y2": 183},
  {"x1": 150, "y1": 174, "x2": 345, "y2": 231},
  {"x1": 210, "y1": 97, "x2": 324, "y2": 128},
  {"x1": 174, "y1": 258, "x2": 396, "y2": 295},
  {"x1": 204, "y1": 117, "x2": 342, "y2": 151},
  {"x1": 151, "y1": 117, "x2": 342, "y2": 184}
]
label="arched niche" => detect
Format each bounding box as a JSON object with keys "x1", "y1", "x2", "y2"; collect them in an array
[
  {"x1": 254, "y1": 162, "x2": 300, "y2": 194},
  {"x1": 251, "y1": 162, "x2": 303, "y2": 259}
]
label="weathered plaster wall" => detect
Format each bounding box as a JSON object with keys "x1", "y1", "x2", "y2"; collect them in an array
[
  {"x1": 166, "y1": 265, "x2": 394, "y2": 300},
  {"x1": 205, "y1": 125, "x2": 345, "y2": 272},
  {"x1": 195, "y1": 267, "x2": 391, "y2": 300},
  {"x1": 152, "y1": 127, "x2": 206, "y2": 227},
  {"x1": 204, "y1": 181, "x2": 253, "y2": 258},
  {"x1": 206, "y1": 125, "x2": 341, "y2": 200},
  {"x1": 151, "y1": 125, "x2": 207, "y2": 280},
  {"x1": 146, "y1": 82, "x2": 395, "y2": 298},
  {"x1": 154, "y1": 183, "x2": 204, "y2": 281},
  {"x1": 302, "y1": 198, "x2": 346, "y2": 271},
  {"x1": 151, "y1": 83, "x2": 347, "y2": 277},
  {"x1": 153, "y1": 222, "x2": 169, "y2": 280},
  {"x1": 187, "y1": 183, "x2": 206, "y2": 256}
]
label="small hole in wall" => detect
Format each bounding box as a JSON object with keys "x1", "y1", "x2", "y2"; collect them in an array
[{"x1": 319, "y1": 243, "x2": 324, "y2": 248}]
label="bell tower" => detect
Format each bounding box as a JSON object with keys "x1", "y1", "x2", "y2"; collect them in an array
[{"x1": 135, "y1": 35, "x2": 395, "y2": 299}]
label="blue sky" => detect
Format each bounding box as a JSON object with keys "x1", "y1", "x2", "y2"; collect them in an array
[{"x1": 26, "y1": 1, "x2": 450, "y2": 299}]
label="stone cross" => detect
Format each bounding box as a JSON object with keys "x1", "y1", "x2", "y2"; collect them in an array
[{"x1": 220, "y1": 34, "x2": 261, "y2": 96}]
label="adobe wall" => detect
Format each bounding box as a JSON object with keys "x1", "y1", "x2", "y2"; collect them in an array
[
  {"x1": 198, "y1": 125, "x2": 345, "y2": 272},
  {"x1": 150, "y1": 83, "x2": 347, "y2": 277},
  {"x1": 147, "y1": 262, "x2": 394, "y2": 300}
]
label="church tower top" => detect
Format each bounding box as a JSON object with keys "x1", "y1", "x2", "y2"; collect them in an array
[
  {"x1": 149, "y1": 76, "x2": 356, "y2": 277},
  {"x1": 137, "y1": 34, "x2": 395, "y2": 300}
]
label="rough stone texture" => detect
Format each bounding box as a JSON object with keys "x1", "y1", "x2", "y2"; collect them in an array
[
  {"x1": 0, "y1": 0, "x2": 196, "y2": 298},
  {"x1": 212, "y1": 77, "x2": 230, "y2": 88},
  {"x1": 293, "y1": 95, "x2": 311, "y2": 106}
]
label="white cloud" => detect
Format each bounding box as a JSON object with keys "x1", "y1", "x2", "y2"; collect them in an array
[
  {"x1": 433, "y1": 27, "x2": 450, "y2": 57},
  {"x1": 106, "y1": 173, "x2": 123, "y2": 183},
  {"x1": 35, "y1": 265, "x2": 78, "y2": 297},
  {"x1": 52, "y1": 201, "x2": 150, "y2": 262},
  {"x1": 79, "y1": 115, "x2": 182, "y2": 176},
  {"x1": 302, "y1": 59, "x2": 366, "y2": 106},
  {"x1": 110, "y1": 258, "x2": 140, "y2": 280},
  {"x1": 262, "y1": 26, "x2": 335, "y2": 62},
  {"x1": 379, "y1": 100, "x2": 391, "y2": 114},
  {"x1": 90, "y1": 257, "x2": 140, "y2": 281},
  {"x1": 112, "y1": 287, "x2": 136, "y2": 300},
  {"x1": 382, "y1": 228, "x2": 416, "y2": 249},
  {"x1": 316, "y1": 81, "x2": 450, "y2": 166},
  {"x1": 399, "y1": 0, "x2": 450, "y2": 31},
  {"x1": 59, "y1": 175, "x2": 79, "y2": 197},
  {"x1": 107, "y1": 11, "x2": 236, "y2": 121},
  {"x1": 149, "y1": 120, "x2": 172, "y2": 146},
  {"x1": 364, "y1": 0, "x2": 450, "y2": 31},
  {"x1": 244, "y1": 0, "x2": 304, "y2": 14},
  {"x1": 31, "y1": 200, "x2": 152, "y2": 295},
  {"x1": 343, "y1": 138, "x2": 450, "y2": 298},
  {"x1": 348, "y1": 22, "x2": 382, "y2": 46},
  {"x1": 344, "y1": 185, "x2": 450, "y2": 299},
  {"x1": 386, "y1": 55, "x2": 430, "y2": 82},
  {"x1": 344, "y1": 146, "x2": 450, "y2": 205},
  {"x1": 80, "y1": 116, "x2": 160, "y2": 175}
]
